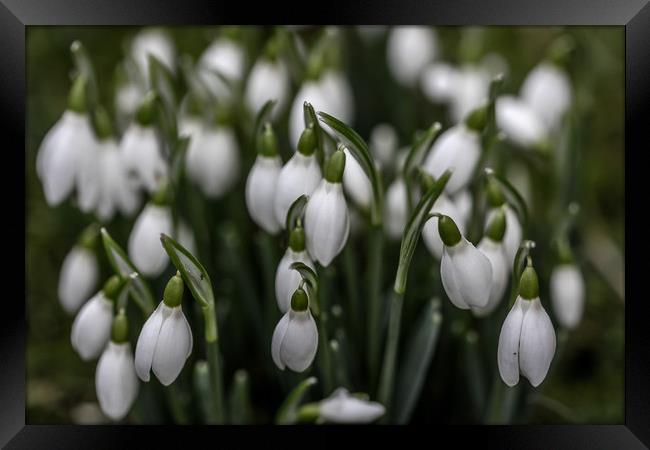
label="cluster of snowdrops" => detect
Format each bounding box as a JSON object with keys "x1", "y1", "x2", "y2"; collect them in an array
[{"x1": 35, "y1": 26, "x2": 585, "y2": 424}]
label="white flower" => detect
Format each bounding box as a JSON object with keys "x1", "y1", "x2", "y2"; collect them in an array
[
  {"x1": 449, "y1": 65, "x2": 490, "y2": 123},
  {"x1": 95, "y1": 342, "x2": 139, "y2": 421},
  {"x1": 486, "y1": 204, "x2": 521, "y2": 264},
  {"x1": 498, "y1": 296, "x2": 556, "y2": 387},
  {"x1": 550, "y1": 263, "x2": 585, "y2": 329},
  {"x1": 387, "y1": 26, "x2": 437, "y2": 87},
  {"x1": 58, "y1": 246, "x2": 99, "y2": 314},
  {"x1": 423, "y1": 124, "x2": 481, "y2": 195},
  {"x1": 520, "y1": 62, "x2": 571, "y2": 132},
  {"x1": 496, "y1": 95, "x2": 548, "y2": 149},
  {"x1": 342, "y1": 148, "x2": 373, "y2": 210},
  {"x1": 272, "y1": 307, "x2": 318, "y2": 372},
  {"x1": 384, "y1": 177, "x2": 408, "y2": 239},
  {"x1": 369, "y1": 123, "x2": 398, "y2": 169},
  {"x1": 319, "y1": 388, "x2": 385, "y2": 424},
  {"x1": 120, "y1": 123, "x2": 167, "y2": 193},
  {"x1": 93, "y1": 139, "x2": 141, "y2": 221},
  {"x1": 274, "y1": 152, "x2": 322, "y2": 227},
  {"x1": 319, "y1": 71, "x2": 355, "y2": 129},
  {"x1": 36, "y1": 111, "x2": 97, "y2": 206},
  {"x1": 275, "y1": 248, "x2": 315, "y2": 314},
  {"x1": 473, "y1": 237, "x2": 509, "y2": 317},
  {"x1": 245, "y1": 58, "x2": 290, "y2": 118},
  {"x1": 453, "y1": 189, "x2": 473, "y2": 231},
  {"x1": 198, "y1": 38, "x2": 245, "y2": 101},
  {"x1": 185, "y1": 124, "x2": 240, "y2": 199},
  {"x1": 115, "y1": 82, "x2": 145, "y2": 125},
  {"x1": 128, "y1": 203, "x2": 173, "y2": 277},
  {"x1": 421, "y1": 62, "x2": 458, "y2": 103},
  {"x1": 135, "y1": 301, "x2": 193, "y2": 385},
  {"x1": 422, "y1": 194, "x2": 465, "y2": 259},
  {"x1": 75, "y1": 134, "x2": 103, "y2": 214},
  {"x1": 304, "y1": 180, "x2": 350, "y2": 267},
  {"x1": 246, "y1": 155, "x2": 283, "y2": 234},
  {"x1": 71, "y1": 292, "x2": 113, "y2": 361},
  {"x1": 130, "y1": 28, "x2": 176, "y2": 81}
]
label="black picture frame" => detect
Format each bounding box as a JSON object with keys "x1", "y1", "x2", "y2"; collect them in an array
[{"x1": 3, "y1": 0, "x2": 648, "y2": 447}]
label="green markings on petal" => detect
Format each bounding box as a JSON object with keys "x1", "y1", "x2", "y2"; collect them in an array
[
  {"x1": 324, "y1": 148, "x2": 346, "y2": 183},
  {"x1": 519, "y1": 262, "x2": 540, "y2": 300},
  {"x1": 290, "y1": 288, "x2": 309, "y2": 312},
  {"x1": 485, "y1": 208, "x2": 507, "y2": 242}
]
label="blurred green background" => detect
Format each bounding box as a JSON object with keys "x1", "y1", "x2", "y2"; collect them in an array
[{"x1": 26, "y1": 26, "x2": 624, "y2": 424}]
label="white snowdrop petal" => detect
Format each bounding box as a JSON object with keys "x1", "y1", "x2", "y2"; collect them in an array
[
  {"x1": 198, "y1": 38, "x2": 245, "y2": 101},
  {"x1": 130, "y1": 28, "x2": 175, "y2": 80},
  {"x1": 271, "y1": 312, "x2": 291, "y2": 370},
  {"x1": 497, "y1": 297, "x2": 527, "y2": 386},
  {"x1": 342, "y1": 148, "x2": 373, "y2": 210},
  {"x1": 134, "y1": 302, "x2": 166, "y2": 382},
  {"x1": 486, "y1": 205, "x2": 522, "y2": 264},
  {"x1": 120, "y1": 125, "x2": 167, "y2": 194},
  {"x1": 279, "y1": 311, "x2": 319, "y2": 372},
  {"x1": 519, "y1": 298, "x2": 556, "y2": 387},
  {"x1": 245, "y1": 59, "x2": 290, "y2": 118},
  {"x1": 453, "y1": 190, "x2": 473, "y2": 231},
  {"x1": 152, "y1": 306, "x2": 193, "y2": 386},
  {"x1": 420, "y1": 62, "x2": 458, "y2": 102},
  {"x1": 473, "y1": 238, "x2": 509, "y2": 317},
  {"x1": 275, "y1": 250, "x2": 315, "y2": 314},
  {"x1": 245, "y1": 155, "x2": 282, "y2": 234},
  {"x1": 71, "y1": 293, "x2": 113, "y2": 361},
  {"x1": 128, "y1": 204, "x2": 173, "y2": 277},
  {"x1": 96, "y1": 342, "x2": 139, "y2": 421},
  {"x1": 384, "y1": 178, "x2": 408, "y2": 239},
  {"x1": 550, "y1": 264, "x2": 585, "y2": 329},
  {"x1": 274, "y1": 153, "x2": 322, "y2": 226},
  {"x1": 496, "y1": 96, "x2": 548, "y2": 148},
  {"x1": 521, "y1": 62, "x2": 571, "y2": 132},
  {"x1": 319, "y1": 388, "x2": 386, "y2": 423},
  {"x1": 422, "y1": 193, "x2": 465, "y2": 259},
  {"x1": 440, "y1": 246, "x2": 469, "y2": 310},
  {"x1": 369, "y1": 123, "x2": 398, "y2": 169},
  {"x1": 449, "y1": 66, "x2": 490, "y2": 123},
  {"x1": 448, "y1": 238, "x2": 493, "y2": 308},
  {"x1": 58, "y1": 246, "x2": 99, "y2": 314},
  {"x1": 387, "y1": 26, "x2": 437, "y2": 87}
]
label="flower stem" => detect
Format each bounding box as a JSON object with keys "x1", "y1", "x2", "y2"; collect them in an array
[
  {"x1": 317, "y1": 267, "x2": 335, "y2": 395},
  {"x1": 377, "y1": 290, "x2": 405, "y2": 420},
  {"x1": 367, "y1": 224, "x2": 384, "y2": 391},
  {"x1": 165, "y1": 383, "x2": 190, "y2": 424},
  {"x1": 204, "y1": 301, "x2": 226, "y2": 423},
  {"x1": 342, "y1": 243, "x2": 361, "y2": 350}
]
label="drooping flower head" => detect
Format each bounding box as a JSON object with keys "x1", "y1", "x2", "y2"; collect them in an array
[
  {"x1": 58, "y1": 226, "x2": 99, "y2": 314},
  {"x1": 275, "y1": 226, "x2": 315, "y2": 313},
  {"x1": 318, "y1": 388, "x2": 386, "y2": 424},
  {"x1": 387, "y1": 26, "x2": 438, "y2": 87}
]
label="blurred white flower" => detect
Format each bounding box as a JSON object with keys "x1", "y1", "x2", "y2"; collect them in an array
[
  {"x1": 521, "y1": 62, "x2": 572, "y2": 132},
  {"x1": 485, "y1": 204, "x2": 521, "y2": 265},
  {"x1": 473, "y1": 236, "x2": 509, "y2": 317},
  {"x1": 387, "y1": 26, "x2": 437, "y2": 87},
  {"x1": 71, "y1": 292, "x2": 113, "y2": 361},
  {"x1": 423, "y1": 124, "x2": 481, "y2": 195},
  {"x1": 246, "y1": 154, "x2": 283, "y2": 234},
  {"x1": 369, "y1": 123, "x2": 398, "y2": 170},
  {"x1": 452, "y1": 189, "x2": 473, "y2": 231},
  {"x1": 496, "y1": 95, "x2": 548, "y2": 149},
  {"x1": 58, "y1": 245, "x2": 99, "y2": 314},
  {"x1": 95, "y1": 342, "x2": 139, "y2": 421},
  {"x1": 342, "y1": 148, "x2": 373, "y2": 210},
  {"x1": 135, "y1": 301, "x2": 193, "y2": 386},
  {"x1": 384, "y1": 177, "x2": 408, "y2": 240},
  {"x1": 120, "y1": 123, "x2": 167, "y2": 194},
  {"x1": 245, "y1": 57, "x2": 290, "y2": 118},
  {"x1": 185, "y1": 124, "x2": 240, "y2": 199},
  {"x1": 130, "y1": 28, "x2": 176, "y2": 82},
  {"x1": 422, "y1": 193, "x2": 466, "y2": 259},
  {"x1": 319, "y1": 388, "x2": 385, "y2": 423},
  {"x1": 550, "y1": 263, "x2": 585, "y2": 329},
  {"x1": 198, "y1": 38, "x2": 245, "y2": 102},
  {"x1": 272, "y1": 289, "x2": 318, "y2": 372},
  {"x1": 275, "y1": 228, "x2": 315, "y2": 314},
  {"x1": 128, "y1": 203, "x2": 173, "y2": 277}
]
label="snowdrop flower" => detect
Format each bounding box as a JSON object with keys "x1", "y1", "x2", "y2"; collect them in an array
[
  {"x1": 421, "y1": 62, "x2": 457, "y2": 103},
  {"x1": 484, "y1": 179, "x2": 522, "y2": 265},
  {"x1": 319, "y1": 388, "x2": 386, "y2": 424},
  {"x1": 453, "y1": 189, "x2": 473, "y2": 231},
  {"x1": 71, "y1": 276, "x2": 122, "y2": 361},
  {"x1": 422, "y1": 178, "x2": 466, "y2": 259},
  {"x1": 304, "y1": 149, "x2": 350, "y2": 266},
  {"x1": 115, "y1": 81, "x2": 145, "y2": 126},
  {"x1": 550, "y1": 262, "x2": 585, "y2": 329},
  {"x1": 245, "y1": 124, "x2": 283, "y2": 234},
  {"x1": 36, "y1": 75, "x2": 98, "y2": 207},
  {"x1": 272, "y1": 287, "x2": 318, "y2": 372},
  {"x1": 130, "y1": 28, "x2": 176, "y2": 81},
  {"x1": 58, "y1": 241, "x2": 99, "y2": 314},
  {"x1": 384, "y1": 177, "x2": 408, "y2": 240},
  {"x1": 127, "y1": 196, "x2": 173, "y2": 278},
  {"x1": 423, "y1": 122, "x2": 481, "y2": 195},
  {"x1": 95, "y1": 311, "x2": 139, "y2": 421},
  {"x1": 198, "y1": 36, "x2": 245, "y2": 102},
  {"x1": 521, "y1": 62, "x2": 571, "y2": 133},
  {"x1": 498, "y1": 262, "x2": 556, "y2": 387},
  {"x1": 135, "y1": 273, "x2": 193, "y2": 385},
  {"x1": 473, "y1": 209, "x2": 509, "y2": 317},
  {"x1": 342, "y1": 147, "x2": 373, "y2": 211},
  {"x1": 369, "y1": 123, "x2": 398, "y2": 170},
  {"x1": 496, "y1": 95, "x2": 548, "y2": 149},
  {"x1": 274, "y1": 128, "x2": 322, "y2": 226},
  {"x1": 387, "y1": 26, "x2": 437, "y2": 87},
  {"x1": 185, "y1": 120, "x2": 240, "y2": 199},
  {"x1": 275, "y1": 226, "x2": 315, "y2": 313},
  {"x1": 245, "y1": 40, "x2": 290, "y2": 118},
  {"x1": 437, "y1": 215, "x2": 492, "y2": 310},
  {"x1": 120, "y1": 92, "x2": 168, "y2": 193},
  {"x1": 449, "y1": 65, "x2": 490, "y2": 123}
]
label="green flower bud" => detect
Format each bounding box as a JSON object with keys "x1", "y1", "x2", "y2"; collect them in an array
[
  {"x1": 305, "y1": 52, "x2": 324, "y2": 81},
  {"x1": 264, "y1": 36, "x2": 280, "y2": 61},
  {"x1": 465, "y1": 104, "x2": 488, "y2": 132},
  {"x1": 485, "y1": 208, "x2": 507, "y2": 242},
  {"x1": 111, "y1": 310, "x2": 129, "y2": 343},
  {"x1": 290, "y1": 287, "x2": 309, "y2": 312},
  {"x1": 324, "y1": 148, "x2": 346, "y2": 183},
  {"x1": 151, "y1": 179, "x2": 172, "y2": 206},
  {"x1": 67, "y1": 74, "x2": 88, "y2": 114},
  {"x1": 136, "y1": 91, "x2": 157, "y2": 126},
  {"x1": 557, "y1": 238, "x2": 574, "y2": 264},
  {"x1": 519, "y1": 262, "x2": 540, "y2": 300},
  {"x1": 214, "y1": 103, "x2": 233, "y2": 126},
  {"x1": 438, "y1": 215, "x2": 462, "y2": 247},
  {"x1": 103, "y1": 275, "x2": 125, "y2": 301},
  {"x1": 486, "y1": 178, "x2": 505, "y2": 207},
  {"x1": 163, "y1": 271, "x2": 185, "y2": 308},
  {"x1": 259, "y1": 123, "x2": 278, "y2": 157},
  {"x1": 297, "y1": 127, "x2": 317, "y2": 156},
  {"x1": 289, "y1": 226, "x2": 306, "y2": 252},
  {"x1": 77, "y1": 223, "x2": 100, "y2": 250},
  {"x1": 93, "y1": 106, "x2": 113, "y2": 140}
]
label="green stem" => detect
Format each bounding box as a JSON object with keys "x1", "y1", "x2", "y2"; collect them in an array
[
  {"x1": 204, "y1": 302, "x2": 226, "y2": 424},
  {"x1": 257, "y1": 232, "x2": 279, "y2": 341},
  {"x1": 377, "y1": 290, "x2": 404, "y2": 420},
  {"x1": 367, "y1": 224, "x2": 384, "y2": 391},
  {"x1": 317, "y1": 267, "x2": 335, "y2": 395},
  {"x1": 165, "y1": 383, "x2": 190, "y2": 424},
  {"x1": 342, "y1": 243, "x2": 361, "y2": 350}
]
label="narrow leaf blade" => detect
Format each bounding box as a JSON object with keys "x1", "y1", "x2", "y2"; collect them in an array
[
  {"x1": 285, "y1": 194, "x2": 309, "y2": 231},
  {"x1": 275, "y1": 377, "x2": 318, "y2": 425}
]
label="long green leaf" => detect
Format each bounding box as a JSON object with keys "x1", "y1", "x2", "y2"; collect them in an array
[
  {"x1": 275, "y1": 377, "x2": 318, "y2": 425},
  {"x1": 285, "y1": 194, "x2": 309, "y2": 231},
  {"x1": 317, "y1": 111, "x2": 383, "y2": 225},
  {"x1": 252, "y1": 99, "x2": 277, "y2": 150},
  {"x1": 393, "y1": 298, "x2": 443, "y2": 423},
  {"x1": 403, "y1": 122, "x2": 442, "y2": 179},
  {"x1": 100, "y1": 228, "x2": 154, "y2": 315},
  {"x1": 482, "y1": 73, "x2": 505, "y2": 151},
  {"x1": 229, "y1": 370, "x2": 253, "y2": 425},
  {"x1": 394, "y1": 170, "x2": 452, "y2": 294}
]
